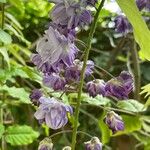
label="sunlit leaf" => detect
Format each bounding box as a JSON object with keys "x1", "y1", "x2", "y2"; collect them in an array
[
  {"x1": 0, "y1": 47, "x2": 10, "y2": 68},
  {"x1": 117, "y1": 99, "x2": 144, "y2": 112},
  {"x1": 5, "y1": 125, "x2": 39, "y2": 146},
  {"x1": 0, "y1": 124, "x2": 5, "y2": 139},
  {"x1": 141, "y1": 84, "x2": 150, "y2": 98},
  {"x1": 0, "y1": 29, "x2": 12, "y2": 44},
  {"x1": 0, "y1": 85, "x2": 31, "y2": 104}
]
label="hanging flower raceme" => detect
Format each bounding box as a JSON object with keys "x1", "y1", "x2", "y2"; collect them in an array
[
  {"x1": 104, "y1": 111, "x2": 124, "y2": 134},
  {"x1": 34, "y1": 97, "x2": 73, "y2": 130},
  {"x1": 114, "y1": 15, "x2": 131, "y2": 35},
  {"x1": 65, "y1": 59, "x2": 94, "y2": 82},
  {"x1": 84, "y1": 137, "x2": 102, "y2": 150},
  {"x1": 105, "y1": 71, "x2": 133, "y2": 100},
  {"x1": 50, "y1": 0, "x2": 92, "y2": 30},
  {"x1": 86, "y1": 79, "x2": 106, "y2": 97},
  {"x1": 43, "y1": 73, "x2": 66, "y2": 91}
]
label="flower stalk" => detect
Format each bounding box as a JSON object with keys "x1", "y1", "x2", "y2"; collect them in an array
[
  {"x1": 71, "y1": 0, "x2": 105, "y2": 149},
  {"x1": 1, "y1": 3, "x2": 5, "y2": 150}
]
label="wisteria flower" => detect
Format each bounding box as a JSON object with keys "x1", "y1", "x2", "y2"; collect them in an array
[
  {"x1": 115, "y1": 15, "x2": 131, "y2": 35},
  {"x1": 84, "y1": 137, "x2": 102, "y2": 150},
  {"x1": 104, "y1": 111, "x2": 124, "y2": 134},
  {"x1": 65, "y1": 59, "x2": 94, "y2": 82},
  {"x1": 34, "y1": 97, "x2": 73, "y2": 129},
  {"x1": 105, "y1": 71, "x2": 133, "y2": 100},
  {"x1": 51, "y1": 0, "x2": 92, "y2": 29},
  {"x1": 86, "y1": 79, "x2": 106, "y2": 97},
  {"x1": 43, "y1": 73, "x2": 66, "y2": 91},
  {"x1": 36, "y1": 26, "x2": 78, "y2": 67}
]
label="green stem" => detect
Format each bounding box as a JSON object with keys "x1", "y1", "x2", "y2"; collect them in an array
[
  {"x1": 1, "y1": 3, "x2": 5, "y2": 150},
  {"x1": 131, "y1": 41, "x2": 141, "y2": 101},
  {"x1": 71, "y1": 1, "x2": 105, "y2": 149}
]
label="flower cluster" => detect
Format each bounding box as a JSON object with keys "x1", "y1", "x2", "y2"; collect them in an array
[
  {"x1": 86, "y1": 71, "x2": 133, "y2": 100},
  {"x1": 31, "y1": 0, "x2": 95, "y2": 91},
  {"x1": 34, "y1": 97, "x2": 73, "y2": 130},
  {"x1": 115, "y1": 0, "x2": 150, "y2": 35}
]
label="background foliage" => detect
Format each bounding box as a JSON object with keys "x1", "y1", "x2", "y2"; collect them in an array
[{"x1": 0, "y1": 0, "x2": 150, "y2": 149}]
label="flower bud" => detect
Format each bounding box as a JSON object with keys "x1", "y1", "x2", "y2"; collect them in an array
[
  {"x1": 104, "y1": 111, "x2": 124, "y2": 134},
  {"x1": 29, "y1": 89, "x2": 42, "y2": 105},
  {"x1": 84, "y1": 137, "x2": 102, "y2": 150},
  {"x1": 86, "y1": 79, "x2": 106, "y2": 97},
  {"x1": 38, "y1": 138, "x2": 53, "y2": 150}
]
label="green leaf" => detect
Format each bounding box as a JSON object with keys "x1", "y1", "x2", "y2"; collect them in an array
[
  {"x1": 0, "y1": 47, "x2": 10, "y2": 68},
  {"x1": 5, "y1": 125, "x2": 39, "y2": 146},
  {"x1": 68, "y1": 93, "x2": 110, "y2": 106},
  {"x1": 0, "y1": 29, "x2": 12, "y2": 45},
  {"x1": 0, "y1": 124, "x2": 5, "y2": 139},
  {"x1": 117, "y1": 99, "x2": 144, "y2": 112},
  {"x1": 113, "y1": 115, "x2": 142, "y2": 136},
  {"x1": 144, "y1": 97, "x2": 150, "y2": 108},
  {"x1": 8, "y1": 0, "x2": 25, "y2": 14},
  {"x1": 5, "y1": 12, "x2": 23, "y2": 30},
  {"x1": 141, "y1": 84, "x2": 150, "y2": 98},
  {"x1": 0, "y1": 85, "x2": 31, "y2": 104},
  {"x1": 116, "y1": 0, "x2": 150, "y2": 61},
  {"x1": 22, "y1": 66, "x2": 42, "y2": 84},
  {"x1": 98, "y1": 111, "x2": 111, "y2": 144},
  {"x1": 0, "y1": 0, "x2": 6, "y2": 3}
]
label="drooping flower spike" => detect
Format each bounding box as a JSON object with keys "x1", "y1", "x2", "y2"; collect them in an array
[{"x1": 34, "y1": 97, "x2": 73, "y2": 130}]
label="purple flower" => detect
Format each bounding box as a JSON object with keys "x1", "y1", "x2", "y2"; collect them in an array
[
  {"x1": 29, "y1": 89, "x2": 42, "y2": 105},
  {"x1": 105, "y1": 71, "x2": 133, "y2": 100},
  {"x1": 136, "y1": 0, "x2": 147, "y2": 10},
  {"x1": 51, "y1": 0, "x2": 92, "y2": 29},
  {"x1": 36, "y1": 26, "x2": 78, "y2": 67},
  {"x1": 115, "y1": 15, "x2": 131, "y2": 35},
  {"x1": 86, "y1": 79, "x2": 106, "y2": 97},
  {"x1": 84, "y1": 137, "x2": 102, "y2": 150},
  {"x1": 34, "y1": 97, "x2": 73, "y2": 130},
  {"x1": 43, "y1": 73, "x2": 66, "y2": 91},
  {"x1": 38, "y1": 138, "x2": 53, "y2": 150},
  {"x1": 65, "y1": 59, "x2": 94, "y2": 82},
  {"x1": 104, "y1": 111, "x2": 124, "y2": 134}
]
